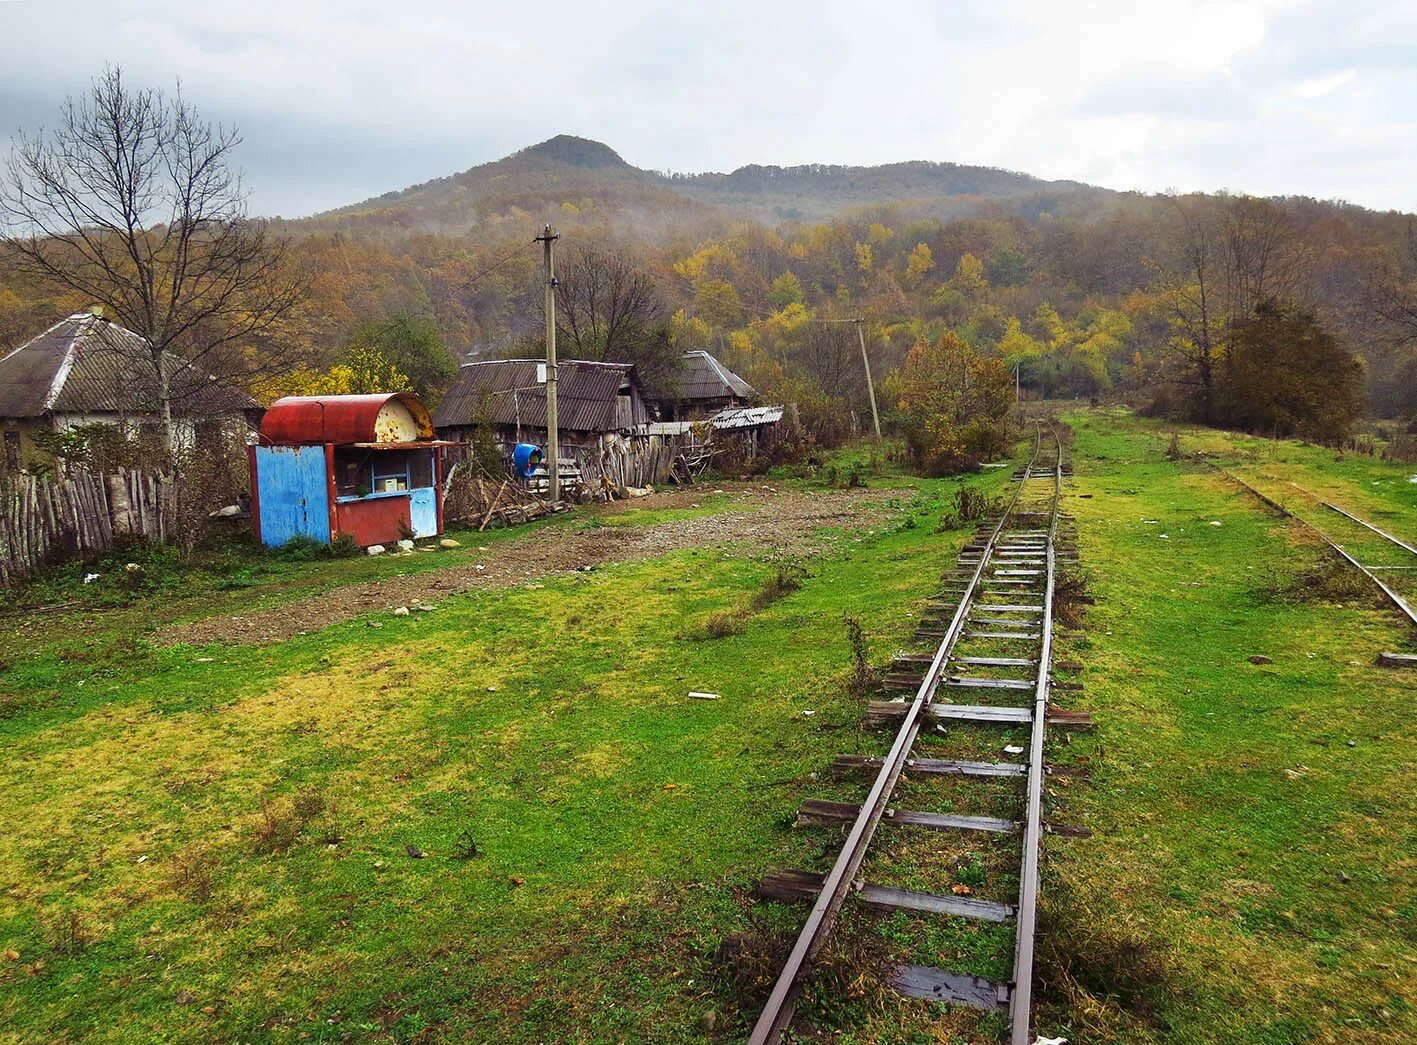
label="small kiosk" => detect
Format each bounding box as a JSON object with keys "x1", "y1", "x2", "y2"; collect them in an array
[{"x1": 249, "y1": 393, "x2": 447, "y2": 548}]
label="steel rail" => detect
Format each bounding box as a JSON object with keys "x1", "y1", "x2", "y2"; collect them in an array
[
  {"x1": 747, "y1": 425, "x2": 1056, "y2": 1045},
  {"x1": 1007, "y1": 423, "x2": 1063, "y2": 1045},
  {"x1": 1319, "y1": 500, "x2": 1417, "y2": 558},
  {"x1": 1272, "y1": 479, "x2": 1417, "y2": 559},
  {"x1": 1216, "y1": 469, "x2": 1417, "y2": 629}
]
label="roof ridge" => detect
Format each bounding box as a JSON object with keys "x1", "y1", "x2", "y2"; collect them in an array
[
  {"x1": 41, "y1": 314, "x2": 92, "y2": 412},
  {"x1": 461, "y1": 357, "x2": 634, "y2": 370},
  {"x1": 0, "y1": 313, "x2": 81, "y2": 367}
]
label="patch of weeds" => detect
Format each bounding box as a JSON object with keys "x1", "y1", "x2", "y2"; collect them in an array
[
  {"x1": 1254, "y1": 555, "x2": 1375, "y2": 607},
  {"x1": 749, "y1": 563, "x2": 805, "y2": 612},
  {"x1": 46, "y1": 909, "x2": 93, "y2": 956},
  {"x1": 933, "y1": 511, "x2": 961, "y2": 533},
  {"x1": 214, "y1": 569, "x2": 258, "y2": 591},
  {"x1": 274, "y1": 535, "x2": 355, "y2": 562},
  {"x1": 955, "y1": 487, "x2": 999, "y2": 522},
  {"x1": 1035, "y1": 887, "x2": 1183, "y2": 1028},
  {"x1": 251, "y1": 788, "x2": 332, "y2": 855},
  {"x1": 823, "y1": 462, "x2": 868, "y2": 489},
  {"x1": 1053, "y1": 567, "x2": 1093, "y2": 628},
  {"x1": 710, "y1": 929, "x2": 793, "y2": 1006},
  {"x1": 956, "y1": 856, "x2": 987, "y2": 890},
  {"x1": 329, "y1": 533, "x2": 360, "y2": 558},
  {"x1": 844, "y1": 616, "x2": 873, "y2": 696},
  {"x1": 698, "y1": 610, "x2": 746, "y2": 640},
  {"x1": 170, "y1": 848, "x2": 218, "y2": 903}
]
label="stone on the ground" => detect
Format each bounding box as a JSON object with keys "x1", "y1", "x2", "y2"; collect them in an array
[
  {"x1": 439, "y1": 538, "x2": 461, "y2": 549},
  {"x1": 396, "y1": 539, "x2": 415, "y2": 552},
  {"x1": 1248, "y1": 654, "x2": 1273, "y2": 665},
  {"x1": 392, "y1": 606, "x2": 410, "y2": 616},
  {"x1": 367, "y1": 544, "x2": 386, "y2": 556}
]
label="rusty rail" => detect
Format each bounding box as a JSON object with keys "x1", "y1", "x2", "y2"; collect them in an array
[
  {"x1": 748, "y1": 424, "x2": 1067, "y2": 1044},
  {"x1": 1215, "y1": 469, "x2": 1417, "y2": 630}
]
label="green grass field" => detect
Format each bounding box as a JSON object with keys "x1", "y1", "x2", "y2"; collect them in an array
[{"x1": 1, "y1": 414, "x2": 1413, "y2": 1044}]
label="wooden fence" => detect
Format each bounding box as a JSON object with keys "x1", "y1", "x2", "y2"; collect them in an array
[{"x1": 0, "y1": 468, "x2": 177, "y2": 588}]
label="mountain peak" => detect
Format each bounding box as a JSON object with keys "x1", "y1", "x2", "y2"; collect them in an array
[{"x1": 516, "y1": 135, "x2": 629, "y2": 170}]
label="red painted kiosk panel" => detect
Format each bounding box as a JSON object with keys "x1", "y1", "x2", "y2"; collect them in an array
[{"x1": 334, "y1": 496, "x2": 413, "y2": 547}]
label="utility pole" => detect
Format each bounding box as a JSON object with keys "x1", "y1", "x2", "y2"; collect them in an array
[
  {"x1": 854, "y1": 318, "x2": 882, "y2": 440},
  {"x1": 535, "y1": 224, "x2": 561, "y2": 501}
]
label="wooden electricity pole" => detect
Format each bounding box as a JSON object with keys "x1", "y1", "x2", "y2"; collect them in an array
[
  {"x1": 535, "y1": 224, "x2": 561, "y2": 501},
  {"x1": 855, "y1": 318, "x2": 882, "y2": 440}
]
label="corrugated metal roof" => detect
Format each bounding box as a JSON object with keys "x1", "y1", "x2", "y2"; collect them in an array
[
  {"x1": 710, "y1": 405, "x2": 784, "y2": 429},
  {"x1": 637, "y1": 405, "x2": 784, "y2": 436},
  {"x1": 0, "y1": 312, "x2": 260, "y2": 419},
  {"x1": 433, "y1": 358, "x2": 649, "y2": 433},
  {"x1": 678, "y1": 350, "x2": 755, "y2": 401}
]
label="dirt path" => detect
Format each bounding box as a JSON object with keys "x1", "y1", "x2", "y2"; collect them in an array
[{"x1": 159, "y1": 486, "x2": 902, "y2": 646}]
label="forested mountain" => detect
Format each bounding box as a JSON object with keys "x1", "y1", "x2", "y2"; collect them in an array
[
  {"x1": 310, "y1": 134, "x2": 1116, "y2": 234},
  {"x1": 3, "y1": 134, "x2": 1415, "y2": 433}
]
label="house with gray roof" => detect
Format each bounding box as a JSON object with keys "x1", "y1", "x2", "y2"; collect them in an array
[
  {"x1": 432, "y1": 358, "x2": 651, "y2": 448},
  {"x1": 0, "y1": 310, "x2": 262, "y2": 469},
  {"x1": 658, "y1": 350, "x2": 755, "y2": 419}
]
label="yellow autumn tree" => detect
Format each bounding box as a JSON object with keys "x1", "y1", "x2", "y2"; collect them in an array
[
  {"x1": 904, "y1": 243, "x2": 935, "y2": 286},
  {"x1": 883, "y1": 332, "x2": 1014, "y2": 475}
]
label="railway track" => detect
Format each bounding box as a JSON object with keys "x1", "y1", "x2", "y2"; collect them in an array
[
  {"x1": 749, "y1": 424, "x2": 1084, "y2": 1045},
  {"x1": 1212, "y1": 468, "x2": 1417, "y2": 631}
]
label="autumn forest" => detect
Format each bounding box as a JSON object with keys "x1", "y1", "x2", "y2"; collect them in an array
[{"x1": 3, "y1": 130, "x2": 1415, "y2": 453}]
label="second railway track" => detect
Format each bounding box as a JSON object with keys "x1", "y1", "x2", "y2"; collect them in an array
[{"x1": 749, "y1": 423, "x2": 1088, "y2": 1045}]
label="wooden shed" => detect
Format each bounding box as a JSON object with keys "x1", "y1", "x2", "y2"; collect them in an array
[{"x1": 249, "y1": 393, "x2": 448, "y2": 548}]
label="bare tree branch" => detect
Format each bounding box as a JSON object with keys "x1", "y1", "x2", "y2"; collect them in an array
[{"x1": 0, "y1": 66, "x2": 308, "y2": 450}]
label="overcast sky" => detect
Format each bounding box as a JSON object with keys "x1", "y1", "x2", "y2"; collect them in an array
[{"x1": 1, "y1": 0, "x2": 1413, "y2": 218}]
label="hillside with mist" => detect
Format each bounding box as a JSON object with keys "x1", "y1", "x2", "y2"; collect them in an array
[{"x1": 293, "y1": 134, "x2": 1119, "y2": 239}]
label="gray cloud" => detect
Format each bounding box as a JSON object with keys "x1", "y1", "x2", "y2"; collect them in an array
[{"x1": 0, "y1": 0, "x2": 1412, "y2": 216}]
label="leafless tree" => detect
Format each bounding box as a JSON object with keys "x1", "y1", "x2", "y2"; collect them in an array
[
  {"x1": 1155, "y1": 195, "x2": 1311, "y2": 423},
  {"x1": 555, "y1": 244, "x2": 663, "y2": 356},
  {"x1": 0, "y1": 67, "x2": 307, "y2": 450},
  {"x1": 793, "y1": 322, "x2": 864, "y2": 404},
  {"x1": 553, "y1": 243, "x2": 680, "y2": 397},
  {"x1": 1367, "y1": 218, "x2": 1417, "y2": 347}
]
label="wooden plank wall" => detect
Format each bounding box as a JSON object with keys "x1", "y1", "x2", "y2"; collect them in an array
[{"x1": 0, "y1": 468, "x2": 174, "y2": 588}]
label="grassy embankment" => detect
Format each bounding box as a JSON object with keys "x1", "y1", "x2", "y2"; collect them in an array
[
  {"x1": 0, "y1": 456, "x2": 1020, "y2": 1044},
  {"x1": 3, "y1": 413, "x2": 1414, "y2": 1044},
  {"x1": 1036, "y1": 409, "x2": 1415, "y2": 1044}
]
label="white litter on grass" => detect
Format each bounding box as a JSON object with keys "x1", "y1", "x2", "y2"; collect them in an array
[
  {"x1": 1209, "y1": 520, "x2": 1222, "y2": 526},
  {"x1": 688, "y1": 691, "x2": 720, "y2": 700},
  {"x1": 1142, "y1": 518, "x2": 1160, "y2": 524},
  {"x1": 1409, "y1": 475, "x2": 1417, "y2": 484},
  {"x1": 1034, "y1": 1036, "x2": 1069, "y2": 1045},
  {"x1": 1158, "y1": 533, "x2": 1170, "y2": 539},
  {"x1": 83, "y1": 573, "x2": 100, "y2": 584},
  {"x1": 1003, "y1": 744, "x2": 1025, "y2": 755},
  {"x1": 801, "y1": 709, "x2": 816, "y2": 716}
]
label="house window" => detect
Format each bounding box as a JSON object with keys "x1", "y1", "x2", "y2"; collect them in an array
[{"x1": 3, "y1": 431, "x2": 19, "y2": 470}]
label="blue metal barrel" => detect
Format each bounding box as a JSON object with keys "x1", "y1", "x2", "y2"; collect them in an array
[{"x1": 512, "y1": 442, "x2": 543, "y2": 478}]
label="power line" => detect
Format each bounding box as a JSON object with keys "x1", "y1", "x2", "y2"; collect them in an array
[{"x1": 455, "y1": 240, "x2": 533, "y2": 294}]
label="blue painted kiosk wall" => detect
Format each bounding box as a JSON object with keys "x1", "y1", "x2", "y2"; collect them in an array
[{"x1": 253, "y1": 445, "x2": 330, "y2": 546}]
